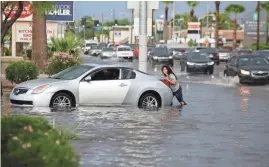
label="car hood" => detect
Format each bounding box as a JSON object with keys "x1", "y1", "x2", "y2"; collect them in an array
[
  {"x1": 16, "y1": 78, "x2": 69, "y2": 89},
  {"x1": 240, "y1": 65, "x2": 269, "y2": 71},
  {"x1": 188, "y1": 59, "x2": 211, "y2": 63}
]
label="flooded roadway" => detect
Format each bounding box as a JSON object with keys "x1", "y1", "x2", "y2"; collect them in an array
[{"x1": 2, "y1": 55, "x2": 269, "y2": 167}]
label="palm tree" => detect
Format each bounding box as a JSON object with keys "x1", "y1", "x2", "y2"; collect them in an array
[
  {"x1": 31, "y1": 1, "x2": 54, "y2": 71},
  {"x1": 162, "y1": 1, "x2": 173, "y2": 41},
  {"x1": 225, "y1": 4, "x2": 245, "y2": 49},
  {"x1": 261, "y1": 2, "x2": 269, "y2": 43},
  {"x1": 215, "y1": 1, "x2": 220, "y2": 48},
  {"x1": 187, "y1": 1, "x2": 199, "y2": 22},
  {"x1": 257, "y1": 1, "x2": 260, "y2": 50}
]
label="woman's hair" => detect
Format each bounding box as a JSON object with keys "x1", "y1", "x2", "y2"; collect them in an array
[{"x1": 161, "y1": 65, "x2": 177, "y2": 80}]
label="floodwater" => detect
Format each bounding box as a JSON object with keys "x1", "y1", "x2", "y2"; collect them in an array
[{"x1": 2, "y1": 56, "x2": 269, "y2": 167}]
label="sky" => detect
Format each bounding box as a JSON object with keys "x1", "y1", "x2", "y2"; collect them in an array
[{"x1": 74, "y1": 1, "x2": 259, "y2": 22}]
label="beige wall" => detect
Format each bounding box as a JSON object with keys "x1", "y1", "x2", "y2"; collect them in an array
[{"x1": 109, "y1": 27, "x2": 131, "y2": 43}]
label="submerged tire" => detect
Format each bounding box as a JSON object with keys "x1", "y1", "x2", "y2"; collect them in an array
[
  {"x1": 50, "y1": 92, "x2": 74, "y2": 108},
  {"x1": 138, "y1": 93, "x2": 160, "y2": 109}
]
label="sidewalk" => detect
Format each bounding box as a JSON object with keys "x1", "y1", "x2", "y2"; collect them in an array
[{"x1": 1, "y1": 74, "x2": 49, "y2": 89}]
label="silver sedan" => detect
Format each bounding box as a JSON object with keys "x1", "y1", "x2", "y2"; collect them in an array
[{"x1": 10, "y1": 64, "x2": 173, "y2": 108}]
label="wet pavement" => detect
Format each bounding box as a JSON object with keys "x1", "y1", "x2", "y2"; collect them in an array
[{"x1": 2, "y1": 54, "x2": 269, "y2": 167}]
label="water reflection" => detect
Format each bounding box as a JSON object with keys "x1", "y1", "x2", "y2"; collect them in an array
[{"x1": 239, "y1": 86, "x2": 250, "y2": 112}]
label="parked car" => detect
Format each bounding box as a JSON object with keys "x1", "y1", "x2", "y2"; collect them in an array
[
  {"x1": 84, "y1": 42, "x2": 98, "y2": 54},
  {"x1": 116, "y1": 45, "x2": 134, "y2": 61},
  {"x1": 185, "y1": 52, "x2": 215, "y2": 74},
  {"x1": 149, "y1": 47, "x2": 174, "y2": 66},
  {"x1": 230, "y1": 48, "x2": 252, "y2": 56},
  {"x1": 90, "y1": 45, "x2": 101, "y2": 56},
  {"x1": 171, "y1": 48, "x2": 187, "y2": 60},
  {"x1": 224, "y1": 54, "x2": 269, "y2": 84},
  {"x1": 199, "y1": 48, "x2": 220, "y2": 65},
  {"x1": 9, "y1": 64, "x2": 174, "y2": 108},
  {"x1": 218, "y1": 48, "x2": 231, "y2": 63},
  {"x1": 100, "y1": 47, "x2": 115, "y2": 59}
]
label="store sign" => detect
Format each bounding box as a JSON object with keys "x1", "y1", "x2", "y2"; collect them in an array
[
  {"x1": 15, "y1": 22, "x2": 57, "y2": 42},
  {"x1": 114, "y1": 32, "x2": 121, "y2": 37},
  {"x1": 244, "y1": 21, "x2": 266, "y2": 35},
  {"x1": 3, "y1": 1, "x2": 33, "y2": 21},
  {"x1": 187, "y1": 22, "x2": 200, "y2": 30},
  {"x1": 45, "y1": 1, "x2": 74, "y2": 22}
]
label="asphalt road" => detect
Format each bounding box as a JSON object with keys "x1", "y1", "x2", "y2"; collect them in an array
[{"x1": 2, "y1": 53, "x2": 269, "y2": 167}]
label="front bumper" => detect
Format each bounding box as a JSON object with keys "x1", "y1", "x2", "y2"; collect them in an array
[
  {"x1": 187, "y1": 64, "x2": 214, "y2": 72},
  {"x1": 10, "y1": 92, "x2": 54, "y2": 107},
  {"x1": 239, "y1": 73, "x2": 269, "y2": 83}
]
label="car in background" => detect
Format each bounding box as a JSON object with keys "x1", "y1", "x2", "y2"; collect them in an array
[
  {"x1": 199, "y1": 48, "x2": 220, "y2": 65},
  {"x1": 218, "y1": 48, "x2": 231, "y2": 63},
  {"x1": 149, "y1": 47, "x2": 174, "y2": 66},
  {"x1": 100, "y1": 47, "x2": 116, "y2": 59},
  {"x1": 192, "y1": 47, "x2": 207, "y2": 52},
  {"x1": 171, "y1": 48, "x2": 187, "y2": 60},
  {"x1": 84, "y1": 41, "x2": 98, "y2": 54},
  {"x1": 185, "y1": 52, "x2": 215, "y2": 74},
  {"x1": 230, "y1": 48, "x2": 252, "y2": 56},
  {"x1": 156, "y1": 44, "x2": 167, "y2": 48},
  {"x1": 254, "y1": 50, "x2": 269, "y2": 61},
  {"x1": 116, "y1": 45, "x2": 134, "y2": 61},
  {"x1": 90, "y1": 45, "x2": 102, "y2": 56},
  {"x1": 222, "y1": 46, "x2": 233, "y2": 52},
  {"x1": 224, "y1": 54, "x2": 269, "y2": 84},
  {"x1": 126, "y1": 44, "x2": 136, "y2": 51},
  {"x1": 9, "y1": 64, "x2": 173, "y2": 109}
]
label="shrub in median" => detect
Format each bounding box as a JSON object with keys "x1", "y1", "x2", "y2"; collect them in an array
[
  {"x1": 45, "y1": 52, "x2": 81, "y2": 76},
  {"x1": 5, "y1": 61, "x2": 39, "y2": 84},
  {"x1": 1, "y1": 116, "x2": 79, "y2": 167}
]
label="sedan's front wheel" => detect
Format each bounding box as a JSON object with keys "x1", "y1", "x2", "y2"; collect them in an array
[
  {"x1": 139, "y1": 93, "x2": 159, "y2": 109},
  {"x1": 50, "y1": 92, "x2": 73, "y2": 108}
]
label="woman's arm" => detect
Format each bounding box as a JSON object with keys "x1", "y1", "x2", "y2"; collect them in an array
[{"x1": 166, "y1": 74, "x2": 177, "y2": 85}]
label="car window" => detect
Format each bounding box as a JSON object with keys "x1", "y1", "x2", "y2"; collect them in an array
[
  {"x1": 228, "y1": 57, "x2": 237, "y2": 65},
  {"x1": 239, "y1": 57, "x2": 269, "y2": 66},
  {"x1": 118, "y1": 47, "x2": 131, "y2": 51},
  {"x1": 91, "y1": 68, "x2": 120, "y2": 81},
  {"x1": 121, "y1": 68, "x2": 136, "y2": 79},
  {"x1": 51, "y1": 65, "x2": 94, "y2": 80}
]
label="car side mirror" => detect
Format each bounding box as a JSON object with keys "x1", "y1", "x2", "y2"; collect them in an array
[{"x1": 84, "y1": 76, "x2": 92, "y2": 82}]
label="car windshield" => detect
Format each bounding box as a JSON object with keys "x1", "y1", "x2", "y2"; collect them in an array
[
  {"x1": 86, "y1": 43, "x2": 97, "y2": 47},
  {"x1": 154, "y1": 48, "x2": 168, "y2": 55},
  {"x1": 200, "y1": 48, "x2": 217, "y2": 53},
  {"x1": 51, "y1": 65, "x2": 94, "y2": 80},
  {"x1": 118, "y1": 47, "x2": 131, "y2": 51},
  {"x1": 91, "y1": 45, "x2": 100, "y2": 49},
  {"x1": 219, "y1": 49, "x2": 229, "y2": 52},
  {"x1": 173, "y1": 48, "x2": 186, "y2": 52},
  {"x1": 239, "y1": 57, "x2": 269, "y2": 66},
  {"x1": 102, "y1": 47, "x2": 113, "y2": 51},
  {"x1": 188, "y1": 53, "x2": 210, "y2": 61}
]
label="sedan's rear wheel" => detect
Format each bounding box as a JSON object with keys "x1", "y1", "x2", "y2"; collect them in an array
[
  {"x1": 139, "y1": 93, "x2": 159, "y2": 109},
  {"x1": 50, "y1": 93, "x2": 73, "y2": 108}
]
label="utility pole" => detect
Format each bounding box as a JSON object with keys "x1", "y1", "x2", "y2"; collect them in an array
[
  {"x1": 256, "y1": 1, "x2": 260, "y2": 50},
  {"x1": 172, "y1": 1, "x2": 176, "y2": 42},
  {"x1": 206, "y1": 3, "x2": 209, "y2": 33},
  {"x1": 112, "y1": 8, "x2": 115, "y2": 43},
  {"x1": 101, "y1": 12, "x2": 104, "y2": 43},
  {"x1": 139, "y1": 1, "x2": 148, "y2": 72},
  {"x1": 92, "y1": 15, "x2": 95, "y2": 40},
  {"x1": 130, "y1": 9, "x2": 133, "y2": 44}
]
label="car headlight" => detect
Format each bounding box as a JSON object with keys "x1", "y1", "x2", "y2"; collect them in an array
[
  {"x1": 31, "y1": 85, "x2": 51, "y2": 94},
  {"x1": 240, "y1": 69, "x2": 250, "y2": 75},
  {"x1": 187, "y1": 62, "x2": 194, "y2": 65},
  {"x1": 207, "y1": 61, "x2": 214, "y2": 65},
  {"x1": 153, "y1": 56, "x2": 158, "y2": 59},
  {"x1": 169, "y1": 56, "x2": 173, "y2": 59}
]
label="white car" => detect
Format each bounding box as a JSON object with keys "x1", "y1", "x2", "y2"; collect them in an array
[
  {"x1": 100, "y1": 47, "x2": 116, "y2": 58},
  {"x1": 116, "y1": 45, "x2": 134, "y2": 61},
  {"x1": 9, "y1": 64, "x2": 173, "y2": 109}
]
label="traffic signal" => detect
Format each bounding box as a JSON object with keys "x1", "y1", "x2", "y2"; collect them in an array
[
  {"x1": 81, "y1": 18, "x2": 86, "y2": 25},
  {"x1": 94, "y1": 20, "x2": 99, "y2": 26}
]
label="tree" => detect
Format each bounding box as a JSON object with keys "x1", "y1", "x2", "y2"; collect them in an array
[
  {"x1": 31, "y1": 1, "x2": 54, "y2": 70},
  {"x1": 187, "y1": 1, "x2": 199, "y2": 22},
  {"x1": 117, "y1": 18, "x2": 131, "y2": 26},
  {"x1": 257, "y1": 1, "x2": 260, "y2": 50},
  {"x1": 174, "y1": 13, "x2": 198, "y2": 29},
  {"x1": 225, "y1": 4, "x2": 245, "y2": 49},
  {"x1": 261, "y1": 2, "x2": 269, "y2": 43},
  {"x1": 1, "y1": 1, "x2": 24, "y2": 46},
  {"x1": 162, "y1": 1, "x2": 173, "y2": 41},
  {"x1": 215, "y1": 1, "x2": 220, "y2": 48}
]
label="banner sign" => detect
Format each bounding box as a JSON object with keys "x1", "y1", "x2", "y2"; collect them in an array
[
  {"x1": 3, "y1": 1, "x2": 33, "y2": 21},
  {"x1": 244, "y1": 21, "x2": 266, "y2": 35},
  {"x1": 15, "y1": 22, "x2": 57, "y2": 42},
  {"x1": 45, "y1": 1, "x2": 74, "y2": 22}
]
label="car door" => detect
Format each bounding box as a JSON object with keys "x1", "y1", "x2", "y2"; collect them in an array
[
  {"x1": 228, "y1": 57, "x2": 238, "y2": 76},
  {"x1": 78, "y1": 68, "x2": 130, "y2": 105}
]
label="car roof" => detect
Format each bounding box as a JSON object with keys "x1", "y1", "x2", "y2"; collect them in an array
[
  {"x1": 118, "y1": 45, "x2": 131, "y2": 48},
  {"x1": 81, "y1": 63, "x2": 133, "y2": 68}
]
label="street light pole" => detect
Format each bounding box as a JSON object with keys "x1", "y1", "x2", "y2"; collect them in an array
[
  {"x1": 172, "y1": 1, "x2": 176, "y2": 42},
  {"x1": 257, "y1": 1, "x2": 260, "y2": 50},
  {"x1": 139, "y1": 1, "x2": 148, "y2": 72}
]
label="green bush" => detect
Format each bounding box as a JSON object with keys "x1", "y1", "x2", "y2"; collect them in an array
[
  {"x1": 1, "y1": 116, "x2": 79, "y2": 167},
  {"x1": 45, "y1": 52, "x2": 81, "y2": 76},
  {"x1": 5, "y1": 61, "x2": 39, "y2": 84},
  {"x1": 4, "y1": 47, "x2": 12, "y2": 56},
  {"x1": 251, "y1": 43, "x2": 269, "y2": 51}
]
